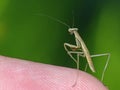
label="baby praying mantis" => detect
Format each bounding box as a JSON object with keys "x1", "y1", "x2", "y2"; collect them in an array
[
  {"x1": 38, "y1": 13, "x2": 110, "y2": 86},
  {"x1": 64, "y1": 28, "x2": 110, "y2": 86}
]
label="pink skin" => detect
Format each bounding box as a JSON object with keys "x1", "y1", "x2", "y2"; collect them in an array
[{"x1": 0, "y1": 56, "x2": 108, "y2": 90}]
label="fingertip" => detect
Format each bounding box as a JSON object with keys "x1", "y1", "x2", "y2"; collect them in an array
[{"x1": 0, "y1": 56, "x2": 108, "y2": 90}]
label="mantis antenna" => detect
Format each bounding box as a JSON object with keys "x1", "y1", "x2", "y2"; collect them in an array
[{"x1": 35, "y1": 13, "x2": 70, "y2": 28}]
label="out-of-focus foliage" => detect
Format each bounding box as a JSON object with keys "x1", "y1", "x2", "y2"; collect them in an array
[{"x1": 0, "y1": 0, "x2": 119, "y2": 89}]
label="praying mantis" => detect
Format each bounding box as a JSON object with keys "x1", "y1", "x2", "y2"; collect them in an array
[
  {"x1": 38, "y1": 13, "x2": 110, "y2": 85},
  {"x1": 64, "y1": 27, "x2": 110, "y2": 86}
]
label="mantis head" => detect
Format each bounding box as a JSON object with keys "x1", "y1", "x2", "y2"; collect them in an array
[{"x1": 68, "y1": 28, "x2": 78, "y2": 34}]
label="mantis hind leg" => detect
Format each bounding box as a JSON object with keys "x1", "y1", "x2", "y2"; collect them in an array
[{"x1": 85, "y1": 53, "x2": 110, "y2": 82}]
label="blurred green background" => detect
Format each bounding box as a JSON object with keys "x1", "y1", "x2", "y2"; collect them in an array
[{"x1": 0, "y1": 0, "x2": 120, "y2": 89}]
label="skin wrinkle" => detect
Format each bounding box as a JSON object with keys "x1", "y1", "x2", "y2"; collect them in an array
[{"x1": 12, "y1": 68, "x2": 25, "y2": 72}]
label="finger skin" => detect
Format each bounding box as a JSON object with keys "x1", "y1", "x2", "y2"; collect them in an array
[{"x1": 0, "y1": 56, "x2": 108, "y2": 90}]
